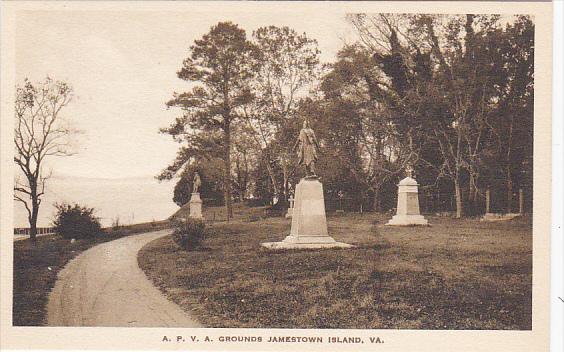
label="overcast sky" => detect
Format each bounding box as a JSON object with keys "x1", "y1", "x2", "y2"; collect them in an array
[{"x1": 16, "y1": 8, "x2": 355, "y2": 179}]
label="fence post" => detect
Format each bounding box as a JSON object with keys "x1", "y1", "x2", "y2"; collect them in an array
[
  {"x1": 519, "y1": 188, "x2": 524, "y2": 214},
  {"x1": 486, "y1": 188, "x2": 491, "y2": 214}
]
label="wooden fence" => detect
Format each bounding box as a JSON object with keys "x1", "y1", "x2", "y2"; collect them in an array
[{"x1": 13, "y1": 227, "x2": 56, "y2": 235}]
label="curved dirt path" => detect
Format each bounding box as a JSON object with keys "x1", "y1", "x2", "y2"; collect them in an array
[{"x1": 47, "y1": 230, "x2": 201, "y2": 327}]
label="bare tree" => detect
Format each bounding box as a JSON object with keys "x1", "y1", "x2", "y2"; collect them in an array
[{"x1": 14, "y1": 77, "x2": 74, "y2": 241}]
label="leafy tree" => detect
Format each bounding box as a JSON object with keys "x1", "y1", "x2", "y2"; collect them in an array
[
  {"x1": 173, "y1": 158, "x2": 224, "y2": 206},
  {"x1": 250, "y1": 116, "x2": 302, "y2": 204},
  {"x1": 347, "y1": 14, "x2": 534, "y2": 217},
  {"x1": 409, "y1": 14, "x2": 533, "y2": 215},
  {"x1": 14, "y1": 77, "x2": 75, "y2": 240},
  {"x1": 162, "y1": 22, "x2": 257, "y2": 220},
  {"x1": 231, "y1": 125, "x2": 258, "y2": 201},
  {"x1": 242, "y1": 26, "x2": 320, "y2": 202},
  {"x1": 317, "y1": 44, "x2": 417, "y2": 211},
  {"x1": 490, "y1": 16, "x2": 534, "y2": 212}
]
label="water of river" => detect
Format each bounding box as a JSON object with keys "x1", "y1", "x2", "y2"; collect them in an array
[{"x1": 13, "y1": 176, "x2": 178, "y2": 228}]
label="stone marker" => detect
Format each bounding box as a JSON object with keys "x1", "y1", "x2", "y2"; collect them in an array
[
  {"x1": 285, "y1": 196, "x2": 294, "y2": 219},
  {"x1": 386, "y1": 167, "x2": 428, "y2": 226},
  {"x1": 189, "y1": 193, "x2": 203, "y2": 219},
  {"x1": 262, "y1": 119, "x2": 352, "y2": 249},
  {"x1": 336, "y1": 190, "x2": 345, "y2": 213}
]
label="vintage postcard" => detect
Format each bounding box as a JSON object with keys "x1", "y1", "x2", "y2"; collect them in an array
[{"x1": 0, "y1": 1, "x2": 554, "y2": 351}]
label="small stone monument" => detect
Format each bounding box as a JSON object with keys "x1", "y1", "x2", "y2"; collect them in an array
[
  {"x1": 262, "y1": 119, "x2": 351, "y2": 249},
  {"x1": 285, "y1": 196, "x2": 294, "y2": 219},
  {"x1": 386, "y1": 166, "x2": 428, "y2": 226},
  {"x1": 336, "y1": 190, "x2": 345, "y2": 213},
  {"x1": 189, "y1": 172, "x2": 203, "y2": 219}
]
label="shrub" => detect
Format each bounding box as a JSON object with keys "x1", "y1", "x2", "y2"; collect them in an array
[
  {"x1": 171, "y1": 218, "x2": 206, "y2": 250},
  {"x1": 53, "y1": 203, "x2": 102, "y2": 239}
]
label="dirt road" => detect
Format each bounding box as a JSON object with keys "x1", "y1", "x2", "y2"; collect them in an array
[{"x1": 47, "y1": 230, "x2": 201, "y2": 327}]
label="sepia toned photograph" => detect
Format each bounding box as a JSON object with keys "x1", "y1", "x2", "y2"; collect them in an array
[{"x1": 0, "y1": 1, "x2": 554, "y2": 351}]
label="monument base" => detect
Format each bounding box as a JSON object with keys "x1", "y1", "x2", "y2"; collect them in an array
[
  {"x1": 285, "y1": 208, "x2": 293, "y2": 219},
  {"x1": 261, "y1": 241, "x2": 353, "y2": 249},
  {"x1": 386, "y1": 214, "x2": 429, "y2": 226},
  {"x1": 189, "y1": 193, "x2": 203, "y2": 219},
  {"x1": 262, "y1": 235, "x2": 352, "y2": 249},
  {"x1": 261, "y1": 177, "x2": 352, "y2": 250}
]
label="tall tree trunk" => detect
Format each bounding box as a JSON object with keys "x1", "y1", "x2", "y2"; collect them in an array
[
  {"x1": 223, "y1": 122, "x2": 233, "y2": 220},
  {"x1": 282, "y1": 161, "x2": 289, "y2": 203},
  {"x1": 373, "y1": 187, "x2": 381, "y2": 213},
  {"x1": 30, "y1": 199, "x2": 39, "y2": 241},
  {"x1": 242, "y1": 149, "x2": 248, "y2": 201},
  {"x1": 284, "y1": 177, "x2": 289, "y2": 202},
  {"x1": 264, "y1": 158, "x2": 279, "y2": 199},
  {"x1": 454, "y1": 175, "x2": 464, "y2": 218},
  {"x1": 506, "y1": 169, "x2": 513, "y2": 214},
  {"x1": 28, "y1": 180, "x2": 39, "y2": 241},
  {"x1": 506, "y1": 116, "x2": 514, "y2": 214},
  {"x1": 468, "y1": 174, "x2": 478, "y2": 215},
  {"x1": 235, "y1": 153, "x2": 242, "y2": 202}
]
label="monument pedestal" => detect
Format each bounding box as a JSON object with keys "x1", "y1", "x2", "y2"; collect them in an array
[
  {"x1": 262, "y1": 178, "x2": 352, "y2": 249},
  {"x1": 386, "y1": 176, "x2": 429, "y2": 226},
  {"x1": 189, "y1": 193, "x2": 203, "y2": 219},
  {"x1": 285, "y1": 208, "x2": 293, "y2": 219}
]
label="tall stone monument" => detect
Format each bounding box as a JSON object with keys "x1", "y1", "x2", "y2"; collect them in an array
[
  {"x1": 189, "y1": 172, "x2": 203, "y2": 219},
  {"x1": 262, "y1": 120, "x2": 351, "y2": 249},
  {"x1": 386, "y1": 166, "x2": 428, "y2": 226}
]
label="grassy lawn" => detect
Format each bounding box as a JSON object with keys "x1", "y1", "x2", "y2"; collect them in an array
[
  {"x1": 12, "y1": 220, "x2": 170, "y2": 326},
  {"x1": 138, "y1": 210, "x2": 532, "y2": 330}
]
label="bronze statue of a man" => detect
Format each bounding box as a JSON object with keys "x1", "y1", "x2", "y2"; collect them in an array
[
  {"x1": 294, "y1": 119, "x2": 320, "y2": 178},
  {"x1": 192, "y1": 172, "x2": 202, "y2": 193}
]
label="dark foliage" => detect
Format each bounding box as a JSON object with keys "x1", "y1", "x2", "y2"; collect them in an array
[
  {"x1": 171, "y1": 218, "x2": 206, "y2": 250},
  {"x1": 52, "y1": 203, "x2": 102, "y2": 239},
  {"x1": 173, "y1": 160, "x2": 225, "y2": 206}
]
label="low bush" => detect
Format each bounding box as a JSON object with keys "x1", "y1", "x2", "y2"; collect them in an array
[
  {"x1": 171, "y1": 218, "x2": 206, "y2": 250},
  {"x1": 53, "y1": 202, "x2": 102, "y2": 239}
]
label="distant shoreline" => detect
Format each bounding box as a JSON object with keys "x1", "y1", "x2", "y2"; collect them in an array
[{"x1": 13, "y1": 175, "x2": 178, "y2": 228}]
